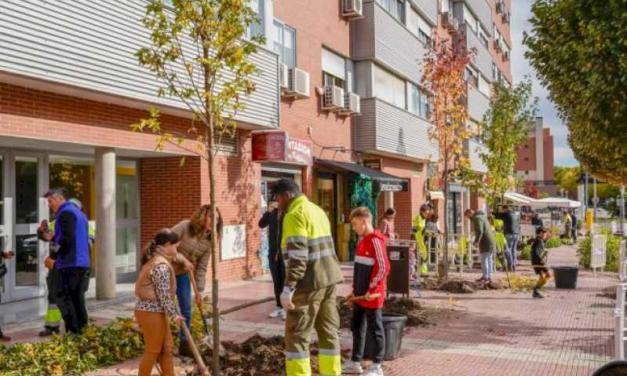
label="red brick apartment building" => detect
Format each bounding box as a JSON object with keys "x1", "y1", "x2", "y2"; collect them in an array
[
  {"x1": 515, "y1": 117, "x2": 557, "y2": 196},
  {"x1": 0, "y1": 0, "x2": 511, "y2": 309}
]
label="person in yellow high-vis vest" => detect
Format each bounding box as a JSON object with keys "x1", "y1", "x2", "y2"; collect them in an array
[
  {"x1": 412, "y1": 204, "x2": 431, "y2": 275},
  {"x1": 273, "y1": 179, "x2": 343, "y2": 376}
]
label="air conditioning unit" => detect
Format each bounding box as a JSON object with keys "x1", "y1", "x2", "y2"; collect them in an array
[
  {"x1": 496, "y1": 1, "x2": 505, "y2": 14},
  {"x1": 441, "y1": 11, "x2": 459, "y2": 33},
  {"x1": 503, "y1": 50, "x2": 510, "y2": 61},
  {"x1": 342, "y1": 0, "x2": 363, "y2": 18},
  {"x1": 493, "y1": 38, "x2": 502, "y2": 52},
  {"x1": 283, "y1": 67, "x2": 310, "y2": 98},
  {"x1": 322, "y1": 85, "x2": 344, "y2": 111},
  {"x1": 279, "y1": 63, "x2": 289, "y2": 90},
  {"x1": 339, "y1": 92, "x2": 360, "y2": 115}
]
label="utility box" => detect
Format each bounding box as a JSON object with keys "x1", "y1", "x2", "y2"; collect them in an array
[{"x1": 386, "y1": 239, "x2": 416, "y2": 297}]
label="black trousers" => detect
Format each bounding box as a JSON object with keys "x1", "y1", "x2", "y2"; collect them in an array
[
  {"x1": 351, "y1": 304, "x2": 385, "y2": 364},
  {"x1": 56, "y1": 267, "x2": 90, "y2": 334},
  {"x1": 268, "y1": 254, "x2": 285, "y2": 308}
]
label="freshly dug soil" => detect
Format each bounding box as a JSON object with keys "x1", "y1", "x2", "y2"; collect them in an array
[
  {"x1": 598, "y1": 286, "x2": 617, "y2": 299},
  {"x1": 337, "y1": 296, "x2": 442, "y2": 328},
  {"x1": 422, "y1": 277, "x2": 504, "y2": 293}
]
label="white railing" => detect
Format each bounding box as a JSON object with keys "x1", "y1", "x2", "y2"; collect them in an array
[{"x1": 615, "y1": 283, "x2": 627, "y2": 359}]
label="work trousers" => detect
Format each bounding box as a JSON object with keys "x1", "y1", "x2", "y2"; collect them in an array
[
  {"x1": 351, "y1": 305, "x2": 385, "y2": 364},
  {"x1": 269, "y1": 254, "x2": 285, "y2": 308},
  {"x1": 285, "y1": 284, "x2": 341, "y2": 376},
  {"x1": 135, "y1": 310, "x2": 175, "y2": 376},
  {"x1": 56, "y1": 267, "x2": 90, "y2": 334}
]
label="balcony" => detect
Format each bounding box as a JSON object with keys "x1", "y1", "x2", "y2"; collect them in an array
[
  {"x1": 467, "y1": 84, "x2": 490, "y2": 122},
  {"x1": 465, "y1": 138, "x2": 488, "y2": 173},
  {"x1": 355, "y1": 98, "x2": 438, "y2": 162},
  {"x1": 409, "y1": 0, "x2": 439, "y2": 26},
  {"x1": 455, "y1": 0, "x2": 493, "y2": 36},
  {"x1": 0, "y1": 0, "x2": 280, "y2": 129},
  {"x1": 464, "y1": 23, "x2": 493, "y2": 82},
  {"x1": 352, "y1": 0, "x2": 429, "y2": 84}
]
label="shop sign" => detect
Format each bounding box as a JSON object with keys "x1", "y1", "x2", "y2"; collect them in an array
[
  {"x1": 379, "y1": 182, "x2": 404, "y2": 192},
  {"x1": 252, "y1": 132, "x2": 313, "y2": 166},
  {"x1": 364, "y1": 159, "x2": 381, "y2": 170}
]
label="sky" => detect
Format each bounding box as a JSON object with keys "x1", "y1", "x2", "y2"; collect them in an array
[{"x1": 510, "y1": 0, "x2": 579, "y2": 167}]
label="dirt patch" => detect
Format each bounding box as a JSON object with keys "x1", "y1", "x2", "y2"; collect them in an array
[
  {"x1": 422, "y1": 277, "x2": 504, "y2": 293},
  {"x1": 598, "y1": 286, "x2": 616, "y2": 299},
  {"x1": 337, "y1": 297, "x2": 445, "y2": 328}
]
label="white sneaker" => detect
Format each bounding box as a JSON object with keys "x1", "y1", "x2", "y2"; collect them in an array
[
  {"x1": 342, "y1": 360, "x2": 363, "y2": 374},
  {"x1": 281, "y1": 309, "x2": 287, "y2": 321},
  {"x1": 363, "y1": 363, "x2": 383, "y2": 376},
  {"x1": 268, "y1": 307, "x2": 284, "y2": 318}
]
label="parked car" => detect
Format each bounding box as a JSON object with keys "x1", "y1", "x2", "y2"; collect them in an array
[{"x1": 595, "y1": 208, "x2": 612, "y2": 219}]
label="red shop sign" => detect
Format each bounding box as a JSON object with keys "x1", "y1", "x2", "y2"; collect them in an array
[{"x1": 252, "y1": 132, "x2": 313, "y2": 166}]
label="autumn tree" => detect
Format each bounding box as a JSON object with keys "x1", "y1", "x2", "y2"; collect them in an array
[
  {"x1": 133, "y1": 1, "x2": 262, "y2": 374},
  {"x1": 422, "y1": 37, "x2": 472, "y2": 280},
  {"x1": 475, "y1": 79, "x2": 537, "y2": 209},
  {"x1": 524, "y1": 0, "x2": 627, "y2": 185},
  {"x1": 554, "y1": 166, "x2": 583, "y2": 197}
]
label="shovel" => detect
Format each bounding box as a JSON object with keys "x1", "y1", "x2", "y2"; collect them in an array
[
  {"x1": 189, "y1": 271, "x2": 226, "y2": 355},
  {"x1": 181, "y1": 319, "x2": 210, "y2": 376}
]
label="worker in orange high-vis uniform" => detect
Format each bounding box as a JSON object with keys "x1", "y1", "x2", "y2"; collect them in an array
[{"x1": 272, "y1": 179, "x2": 343, "y2": 376}]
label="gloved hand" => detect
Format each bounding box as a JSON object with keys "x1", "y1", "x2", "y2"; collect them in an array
[{"x1": 280, "y1": 286, "x2": 296, "y2": 310}]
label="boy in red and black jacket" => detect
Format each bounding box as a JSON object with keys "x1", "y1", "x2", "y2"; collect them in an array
[{"x1": 343, "y1": 207, "x2": 390, "y2": 376}]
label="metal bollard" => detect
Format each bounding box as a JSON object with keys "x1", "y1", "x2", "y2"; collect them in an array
[{"x1": 616, "y1": 284, "x2": 627, "y2": 360}]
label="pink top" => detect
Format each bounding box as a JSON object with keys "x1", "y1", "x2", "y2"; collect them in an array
[{"x1": 379, "y1": 218, "x2": 396, "y2": 239}]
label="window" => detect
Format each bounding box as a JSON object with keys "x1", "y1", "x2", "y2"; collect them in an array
[
  {"x1": 463, "y1": 4, "x2": 477, "y2": 33},
  {"x1": 376, "y1": 0, "x2": 404, "y2": 22},
  {"x1": 478, "y1": 75, "x2": 490, "y2": 96},
  {"x1": 408, "y1": 83, "x2": 430, "y2": 119},
  {"x1": 272, "y1": 20, "x2": 296, "y2": 68},
  {"x1": 322, "y1": 48, "x2": 347, "y2": 89},
  {"x1": 407, "y1": 7, "x2": 432, "y2": 46},
  {"x1": 373, "y1": 65, "x2": 405, "y2": 109},
  {"x1": 246, "y1": 0, "x2": 265, "y2": 40},
  {"x1": 465, "y1": 67, "x2": 478, "y2": 87},
  {"x1": 492, "y1": 63, "x2": 497, "y2": 81},
  {"x1": 478, "y1": 28, "x2": 489, "y2": 48}
]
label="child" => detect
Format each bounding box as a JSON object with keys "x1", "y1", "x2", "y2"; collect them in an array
[
  {"x1": 531, "y1": 227, "x2": 551, "y2": 299},
  {"x1": 343, "y1": 207, "x2": 390, "y2": 376},
  {"x1": 135, "y1": 229, "x2": 184, "y2": 376}
]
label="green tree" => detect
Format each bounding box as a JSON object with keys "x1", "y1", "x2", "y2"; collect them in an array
[
  {"x1": 524, "y1": 0, "x2": 627, "y2": 185},
  {"x1": 132, "y1": 1, "x2": 262, "y2": 374},
  {"x1": 466, "y1": 80, "x2": 537, "y2": 209},
  {"x1": 554, "y1": 166, "x2": 582, "y2": 197}
]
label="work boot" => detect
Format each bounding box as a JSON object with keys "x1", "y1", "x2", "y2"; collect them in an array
[
  {"x1": 38, "y1": 326, "x2": 60, "y2": 337},
  {"x1": 179, "y1": 339, "x2": 193, "y2": 358},
  {"x1": 342, "y1": 360, "x2": 364, "y2": 374},
  {"x1": 364, "y1": 363, "x2": 384, "y2": 376},
  {"x1": 0, "y1": 330, "x2": 10, "y2": 342},
  {"x1": 532, "y1": 288, "x2": 544, "y2": 299}
]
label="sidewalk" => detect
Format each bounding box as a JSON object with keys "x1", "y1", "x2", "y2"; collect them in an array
[{"x1": 3, "y1": 244, "x2": 616, "y2": 375}]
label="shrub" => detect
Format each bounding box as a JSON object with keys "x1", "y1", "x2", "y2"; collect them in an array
[
  {"x1": 578, "y1": 228, "x2": 623, "y2": 271},
  {"x1": 521, "y1": 244, "x2": 532, "y2": 260},
  {"x1": 545, "y1": 236, "x2": 562, "y2": 249}
]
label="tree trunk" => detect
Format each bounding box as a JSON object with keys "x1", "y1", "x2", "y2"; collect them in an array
[{"x1": 442, "y1": 157, "x2": 450, "y2": 280}]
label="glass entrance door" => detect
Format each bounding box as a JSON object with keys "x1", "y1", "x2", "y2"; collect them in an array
[{"x1": 4, "y1": 153, "x2": 48, "y2": 302}]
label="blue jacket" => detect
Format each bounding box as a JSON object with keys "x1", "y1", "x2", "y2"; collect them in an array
[{"x1": 53, "y1": 201, "x2": 90, "y2": 269}]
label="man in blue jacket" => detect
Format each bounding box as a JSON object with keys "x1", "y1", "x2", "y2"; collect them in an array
[{"x1": 42, "y1": 188, "x2": 91, "y2": 334}]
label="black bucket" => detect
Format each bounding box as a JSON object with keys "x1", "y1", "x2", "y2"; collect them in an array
[
  {"x1": 364, "y1": 313, "x2": 407, "y2": 361},
  {"x1": 552, "y1": 266, "x2": 579, "y2": 289}
]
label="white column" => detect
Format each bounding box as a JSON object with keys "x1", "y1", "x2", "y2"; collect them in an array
[
  {"x1": 535, "y1": 117, "x2": 544, "y2": 181},
  {"x1": 95, "y1": 147, "x2": 116, "y2": 299},
  {"x1": 384, "y1": 191, "x2": 394, "y2": 212}
]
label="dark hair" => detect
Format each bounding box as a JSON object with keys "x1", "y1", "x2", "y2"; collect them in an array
[
  {"x1": 44, "y1": 187, "x2": 69, "y2": 199},
  {"x1": 384, "y1": 208, "x2": 396, "y2": 218},
  {"x1": 142, "y1": 228, "x2": 180, "y2": 265},
  {"x1": 464, "y1": 208, "x2": 474, "y2": 216},
  {"x1": 430, "y1": 213, "x2": 439, "y2": 221},
  {"x1": 536, "y1": 227, "x2": 548, "y2": 236},
  {"x1": 271, "y1": 178, "x2": 301, "y2": 196},
  {"x1": 419, "y1": 204, "x2": 431, "y2": 213},
  {"x1": 189, "y1": 204, "x2": 223, "y2": 239}
]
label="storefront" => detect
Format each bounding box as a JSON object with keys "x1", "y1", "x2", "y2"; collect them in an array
[{"x1": 0, "y1": 150, "x2": 139, "y2": 304}]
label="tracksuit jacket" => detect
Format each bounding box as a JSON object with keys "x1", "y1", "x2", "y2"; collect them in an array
[{"x1": 353, "y1": 230, "x2": 390, "y2": 309}]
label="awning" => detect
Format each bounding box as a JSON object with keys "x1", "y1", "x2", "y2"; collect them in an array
[
  {"x1": 531, "y1": 197, "x2": 581, "y2": 209},
  {"x1": 429, "y1": 191, "x2": 445, "y2": 200},
  {"x1": 504, "y1": 192, "x2": 537, "y2": 205},
  {"x1": 315, "y1": 159, "x2": 407, "y2": 192}
]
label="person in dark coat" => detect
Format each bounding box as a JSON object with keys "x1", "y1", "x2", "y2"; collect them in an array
[
  {"x1": 531, "y1": 227, "x2": 551, "y2": 298},
  {"x1": 571, "y1": 211, "x2": 578, "y2": 242},
  {"x1": 502, "y1": 205, "x2": 521, "y2": 272},
  {"x1": 465, "y1": 209, "x2": 496, "y2": 283},
  {"x1": 258, "y1": 199, "x2": 285, "y2": 320}
]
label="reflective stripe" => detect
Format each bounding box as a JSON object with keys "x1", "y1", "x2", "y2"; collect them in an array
[
  {"x1": 287, "y1": 236, "x2": 308, "y2": 244},
  {"x1": 318, "y1": 348, "x2": 340, "y2": 356},
  {"x1": 308, "y1": 236, "x2": 333, "y2": 246},
  {"x1": 288, "y1": 250, "x2": 309, "y2": 259},
  {"x1": 309, "y1": 249, "x2": 334, "y2": 260},
  {"x1": 286, "y1": 351, "x2": 310, "y2": 360},
  {"x1": 355, "y1": 255, "x2": 374, "y2": 266},
  {"x1": 286, "y1": 357, "x2": 312, "y2": 376},
  {"x1": 318, "y1": 353, "x2": 341, "y2": 376}
]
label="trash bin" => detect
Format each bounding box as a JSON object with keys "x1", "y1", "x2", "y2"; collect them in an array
[
  {"x1": 592, "y1": 360, "x2": 627, "y2": 376},
  {"x1": 552, "y1": 266, "x2": 579, "y2": 289},
  {"x1": 363, "y1": 313, "x2": 407, "y2": 361},
  {"x1": 386, "y1": 239, "x2": 416, "y2": 297}
]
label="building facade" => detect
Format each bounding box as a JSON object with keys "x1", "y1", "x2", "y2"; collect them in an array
[
  {"x1": 0, "y1": 0, "x2": 512, "y2": 311},
  {"x1": 515, "y1": 117, "x2": 557, "y2": 197}
]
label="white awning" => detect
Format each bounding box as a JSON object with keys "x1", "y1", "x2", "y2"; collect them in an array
[
  {"x1": 531, "y1": 197, "x2": 581, "y2": 209},
  {"x1": 429, "y1": 191, "x2": 445, "y2": 200},
  {"x1": 504, "y1": 192, "x2": 536, "y2": 205}
]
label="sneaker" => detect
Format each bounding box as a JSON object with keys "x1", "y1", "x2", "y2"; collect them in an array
[
  {"x1": 281, "y1": 309, "x2": 286, "y2": 321},
  {"x1": 532, "y1": 289, "x2": 544, "y2": 299},
  {"x1": 364, "y1": 363, "x2": 384, "y2": 376},
  {"x1": 475, "y1": 277, "x2": 486, "y2": 282},
  {"x1": 342, "y1": 360, "x2": 363, "y2": 374},
  {"x1": 38, "y1": 327, "x2": 59, "y2": 337},
  {"x1": 269, "y1": 307, "x2": 284, "y2": 318}
]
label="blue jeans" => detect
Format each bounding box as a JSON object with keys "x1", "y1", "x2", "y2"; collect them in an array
[
  {"x1": 505, "y1": 234, "x2": 519, "y2": 270},
  {"x1": 176, "y1": 273, "x2": 192, "y2": 341},
  {"x1": 480, "y1": 252, "x2": 493, "y2": 280}
]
